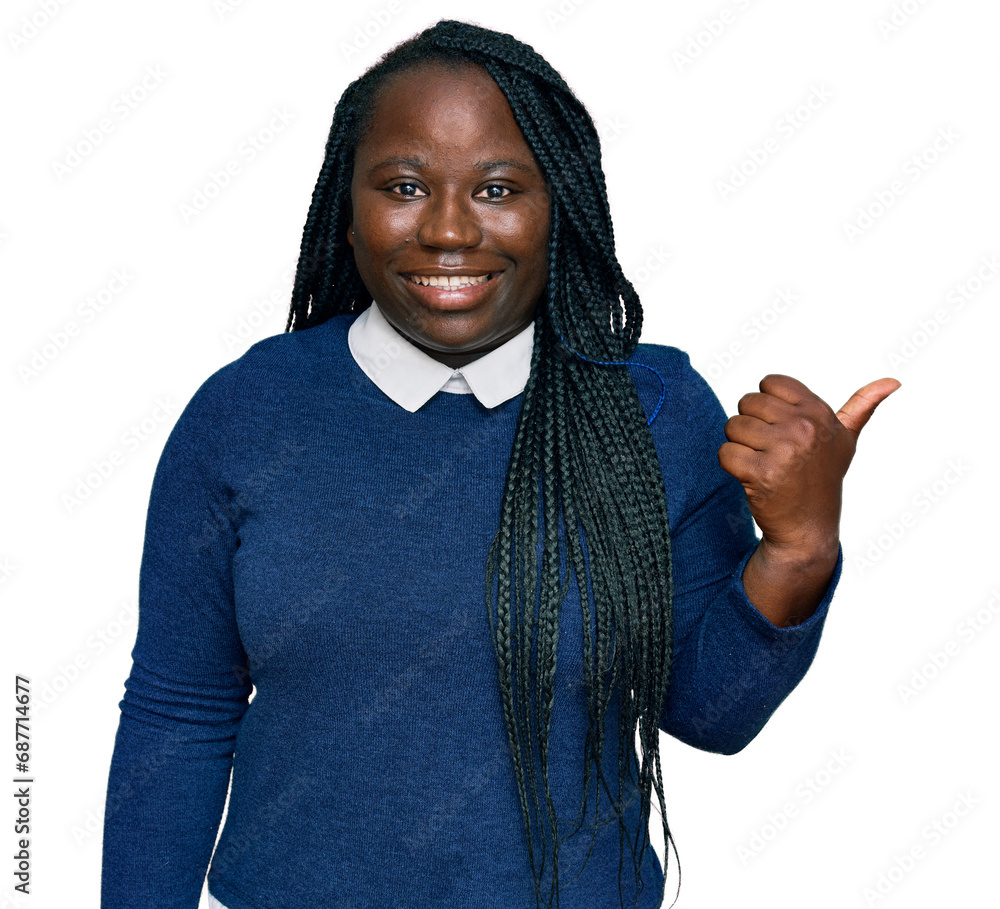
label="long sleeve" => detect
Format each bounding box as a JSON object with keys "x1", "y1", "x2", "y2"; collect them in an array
[
  {"x1": 646, "y1": 349, "x2": 842, "y2": 754},
  {"x1": 101, "y1": 360, "x2": 253, "y2": 908}
]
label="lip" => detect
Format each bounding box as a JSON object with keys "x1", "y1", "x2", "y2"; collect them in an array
[{"x1": 399, "y1": 269, "x2": 501, "y2": 309}]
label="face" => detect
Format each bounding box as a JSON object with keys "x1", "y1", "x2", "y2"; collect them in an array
[{"x1": 347, "y1": 63, "x2": 551, "y2": 369}]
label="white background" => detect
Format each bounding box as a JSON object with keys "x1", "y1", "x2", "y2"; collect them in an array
[{"x1": 2, "y1": 0, "x2": 998, "y2": 907}]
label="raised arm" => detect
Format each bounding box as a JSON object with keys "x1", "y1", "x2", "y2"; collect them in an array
[{"x1": 640, "y1": 351, "x2": 895, "y2": 754}]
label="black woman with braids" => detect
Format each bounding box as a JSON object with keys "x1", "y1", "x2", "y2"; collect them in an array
[{"x1": 101, "y1": 19, "x2": 899, "y2": 909}]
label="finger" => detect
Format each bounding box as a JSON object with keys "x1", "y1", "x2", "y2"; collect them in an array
[
  {"x1": 717, "y1": 440, "x2": 760, "y2": 483},
  {"x1": 836, "y1": 377, "x2": 902, "y2": 436},
  {"x1": 758, "y1": 373, "x2": 814, "y2": 405},
  {"x1": 724, "y1": 414, "x2": 778, "y2": 451},
  {"x1": 737, "y1": 391, "x2": 797, "y2": 423}
]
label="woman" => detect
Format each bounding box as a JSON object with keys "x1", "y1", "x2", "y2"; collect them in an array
[{"x1": 100, "y1": 19, "x2": 898, "y2": 909}]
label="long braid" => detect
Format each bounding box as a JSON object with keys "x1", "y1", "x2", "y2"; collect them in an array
[
  {"x1": 284, "y1": 21, "x2": 677, "y2": 909},
  {"x1": 286, "y1": 83, "x2": 368, "y2": 330}
]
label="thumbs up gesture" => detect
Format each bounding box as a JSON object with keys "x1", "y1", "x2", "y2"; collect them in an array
[{"x1": 719, "y1": 374, "x2": 901, "y2": 625}]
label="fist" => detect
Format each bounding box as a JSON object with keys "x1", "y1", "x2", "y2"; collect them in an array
[{"x1": 718, "y1": 374, "x2": 901, "y2": 557}]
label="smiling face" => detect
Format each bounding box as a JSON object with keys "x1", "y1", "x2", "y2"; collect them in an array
[{"x1": 347, "y1": 62, "x2": 551, "y2": 369}]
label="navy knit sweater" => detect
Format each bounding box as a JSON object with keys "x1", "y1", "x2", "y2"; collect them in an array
[{"x1": 100, "y1": 313, "x2": 842, "y2": 908}]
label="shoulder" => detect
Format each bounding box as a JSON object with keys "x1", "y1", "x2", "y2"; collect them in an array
[
  {"x1": 230, "y1": 313, "x2": 356, "y2": 382},
  {"x1": 627, "y1": 341, "x2": 726, "y2": 429},
  {"x1": 626, "y1": 341, "x2": 742, "y2": 528},
  {"x1": 175, "y1": 313, "x2": 358, "y2": 437},
  {"x1": 193, "y1": 313, "x2": 357, "y2": 400}
]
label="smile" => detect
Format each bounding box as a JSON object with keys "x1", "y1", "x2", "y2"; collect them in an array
[{"x1": 405, "y1": 273, "x2": 493, "y2": 288}]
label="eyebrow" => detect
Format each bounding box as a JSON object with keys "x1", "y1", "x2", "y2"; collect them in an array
[
  {"x1": 474, "y1": 158, "x2": 535, "y2": 174},
  {"x1": 366, "y1": 156, "x2": 535, "y2": 177}
]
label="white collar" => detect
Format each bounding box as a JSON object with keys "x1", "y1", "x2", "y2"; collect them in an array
[{"x1": 347, "y1": 300, "x2": 534, "y2": 413}]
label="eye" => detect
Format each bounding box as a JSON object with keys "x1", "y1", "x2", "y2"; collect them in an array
[
  {"x1": 477, "y1": 184, "x2": 515, "y2": 200},
  {"x1": 388, "y1": 182, "x2": 425, "y2": 197}
]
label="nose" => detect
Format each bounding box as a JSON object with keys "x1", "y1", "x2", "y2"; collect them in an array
[{"x1": 415, "y1": 189, "x2": 482, "y2": 251}]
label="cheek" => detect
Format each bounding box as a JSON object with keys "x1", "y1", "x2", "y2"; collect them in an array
[
  {"x1": 492, "y1": 207, "x2": 550, "y2": 264},
  {"x1": 354, "y1": 200, "x2": 415, "y2": 257},
  {"x1": 520, "y1": 220, "x2": 551, "y2": 281}
]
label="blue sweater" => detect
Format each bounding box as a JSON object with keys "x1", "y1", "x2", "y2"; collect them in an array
[{"x1": 100, "y1": 313, "x2": 842, "y2": 908}]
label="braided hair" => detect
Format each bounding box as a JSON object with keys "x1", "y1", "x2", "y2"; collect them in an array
[{"x1": 284, "y1": 20, "x2": 676, "y2": 909}]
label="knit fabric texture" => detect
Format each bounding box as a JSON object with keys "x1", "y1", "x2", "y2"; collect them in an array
[{"x1": 100, "y1": 313, "x2": 842, "y2": 909}]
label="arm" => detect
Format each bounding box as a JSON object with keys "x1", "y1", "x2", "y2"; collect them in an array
[
  {"x1": 741, "y1": 537, "x2": 840, "y2": 628},
  {"x1": 101, "y1": 361, "x2": 252, "y2": 908},
  {"x1": 650, "y1": 355, "x2": 897, "y2": 753},
  {"x1": 648, "y1": 353, "x2": 841, "y2": 754}
]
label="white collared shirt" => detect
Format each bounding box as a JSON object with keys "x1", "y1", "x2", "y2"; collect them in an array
[{"x1": 346, "y1": 299, "x2": 534, "y2": 411}]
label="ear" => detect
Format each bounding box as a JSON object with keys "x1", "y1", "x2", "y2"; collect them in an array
[{"x1": 346, "y1": 222, "x2": 354, "y2": 248}]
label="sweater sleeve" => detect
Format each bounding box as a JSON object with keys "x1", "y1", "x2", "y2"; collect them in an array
[
  {"x1": 651, "y1": 351, "x2": 842, "y2": 754},
  {"x1": 101, "y1": 360, "x2": 252, "y2": 908}
]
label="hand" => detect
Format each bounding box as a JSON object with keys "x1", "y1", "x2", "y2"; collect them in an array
[{"x1": 719, "y1": 374, "x2": 902, "y2": 560}]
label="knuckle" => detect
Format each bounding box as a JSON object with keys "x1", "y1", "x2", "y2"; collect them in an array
[
  {"x1": 790, "y1": 416, "x2": 817, "y2": 445},
  {"x1": 775, "y1": 438, "x2": 800, "y2": 462},
  {"x1": 757, "y1": 462, "x2": 782, "y2": 490}
]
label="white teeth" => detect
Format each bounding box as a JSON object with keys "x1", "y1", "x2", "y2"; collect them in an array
[{"x1": 408, "y1": 274, "x2": 491, "y2": 288}]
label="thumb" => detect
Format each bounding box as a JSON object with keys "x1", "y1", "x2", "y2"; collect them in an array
[{"x1": 835, "y1": 377, "x2": 902, "y2": 436}]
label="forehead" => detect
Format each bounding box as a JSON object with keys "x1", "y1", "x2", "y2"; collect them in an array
[{"x1": 355, "y1": 62, "x2": 538, "y2": 169}]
